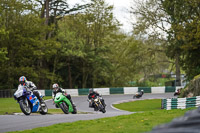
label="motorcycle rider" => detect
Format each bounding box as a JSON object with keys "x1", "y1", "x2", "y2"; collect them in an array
[
  {"x1": 140, "y1": 90, "x2": 144, "y2": 96},
  {"x1": 88, "y1": 88, "x2": 106, "y2": 111},
  {"x1": 52, "y1": 83, "x2": 74, "y2": 107},
  {"x1": 18, "y1": 76, "x2": 44, "y2": 105}
]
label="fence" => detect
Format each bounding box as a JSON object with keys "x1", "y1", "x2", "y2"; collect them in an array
[
  {"x1": 0, "y1": 89, "x2": 16, "y2": 98},
  {"x1": 161, "y1": 96, "x2": 200, "y2": 110},
  {"x1": 0, "y1": 86, "x2": 183, "y2": 98}
]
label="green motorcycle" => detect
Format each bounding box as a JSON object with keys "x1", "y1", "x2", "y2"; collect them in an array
[{"x1": 54, "y1": 92, "x2": 77, "y2": 114}]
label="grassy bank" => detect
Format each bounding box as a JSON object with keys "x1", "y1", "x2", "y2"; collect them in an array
[
  {"x1": 113, "y1": 99, "x2": 161, "y2": 112},
  {"x1": 7, "y1": 99, "x2": 195, "y2": 133}
]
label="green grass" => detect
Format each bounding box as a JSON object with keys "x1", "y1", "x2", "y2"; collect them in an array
[
  {"x1": 0, "y1": 97, "x2": 85, "y2": 115},
  {"x1": 0, "y1": 98, "x2": 21, "y2": 115},
  {"x1": 113, "y1": 99, "x2": 161, "y2": 112},
  {"x1": 7, "y1": 99, "x2": 196, "y2": 133},
  {"x1": 43, "y1": 96, "x2": 53, "y2": 100},
  {"x1": 8, "y1": 108, "x2": 194, "y2": 133},
  {"x1": 0, "y1": 97, "x2": 56, "y2": 115}
]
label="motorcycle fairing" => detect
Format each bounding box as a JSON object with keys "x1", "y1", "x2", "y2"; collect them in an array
[{"x1": 27, "y1": 95, "x2": 40, "y2": 112}]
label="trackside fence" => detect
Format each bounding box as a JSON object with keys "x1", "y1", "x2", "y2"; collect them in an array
[
  {"x1": 161, "y1": 96, "x2": 200, "y2": 110},
  {"x1": 0, "y1": 86, "x2": 183, "y2": 98}
]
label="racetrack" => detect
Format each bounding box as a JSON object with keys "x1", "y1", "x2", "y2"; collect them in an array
[{"x1": 0, "y1": 93, "x2": 175, "y2": 133}]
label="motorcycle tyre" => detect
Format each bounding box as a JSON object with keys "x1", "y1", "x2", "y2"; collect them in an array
[
  {"x1": 72, "y1": 105, "x2": 77, "y2": 114},
  {"x1": 60, "y1": 102, "x2": 69, "y2": 114},
  {"x1": 99, "y1": 104, "x2": 106, "y2": 113},
  {"x1": 40, "y1": 102, "x2": 48, "y2": 115},
  {"x1": 19, "y1": 100, "x2": 31, "y2": 115}
]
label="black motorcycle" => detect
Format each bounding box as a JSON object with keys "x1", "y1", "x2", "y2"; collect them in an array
[
  {"x1": 133, "y1": 91, "x2": 144, "y2": 99},
  {"x1": 88, "y1": 96, "x2": 106, "y2": 113}
]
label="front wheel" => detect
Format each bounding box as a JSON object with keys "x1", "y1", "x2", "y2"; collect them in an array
[
  {"x1": 19, "y1": 99, "x2": 31, "y2": 115},
  {"x1": 40, "y1": 102, "x2": 48, "y2": 115},
  {"x1": 60, "y1": 102, "x2": 69, "y2": 114},
  {"x1": 99, "y1": 104, "x2": 106, "y2": 113}
]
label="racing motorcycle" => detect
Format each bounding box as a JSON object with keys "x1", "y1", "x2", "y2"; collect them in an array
[
  {"x1": 89, "y1": 96, "x2": 106, "y2": 113},
  {"x1": 54, "y1": 92, "x2": 77, "y2": 114},
  {"x1": 133, "y1": 91, "x2": 144, "y2": 99},
  {"x1": 14, "y1": 86, "x2": 48, "y2": 115},
  {"x1": 174, "y1": 89, "x2": 181, "y2": 96}
]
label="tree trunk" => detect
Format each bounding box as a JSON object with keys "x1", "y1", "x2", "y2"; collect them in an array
[
  {"x1": 67, "y1": 59, "x2": 72, "y2": 89},
  {"x1": 82, "y1": 62, "x2": 88, "y2": 88},
  {"x1": 51, "y1": 55, "x2": 58, "y2": 88},
  {"x1": 175, "y1": 53, "x2": 181, "y2": 86},
  {"x1": 45, "y1": 0, "x2": 49, "y2": 25}
]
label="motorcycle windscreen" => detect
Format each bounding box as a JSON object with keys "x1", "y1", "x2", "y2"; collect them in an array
[{"x1": 27, "y1": 95, "x2": 40, "y2": 112}]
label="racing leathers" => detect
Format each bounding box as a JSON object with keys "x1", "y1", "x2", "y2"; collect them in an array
[
  {"x1": 17, "y1": 81, "x2": 43, "y2": 104},
  {"x1": 52, "y1": 87, "x2": 74, "y2": 107},
  {"x1": 88, "y1": 91, "x2": 106, "y2": 111}
]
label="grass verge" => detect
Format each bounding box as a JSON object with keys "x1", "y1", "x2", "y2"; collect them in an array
[
  {"x1": 8, "y1": 108, "x2": 194, "y2": 133},
  {"x1": 0, "y1": 97, "x2": 54, "y2": 115},
  {"x1": 113, "y1": 99, "x2": 161, "y2": 112},
  {"x1": 0, "y1": 98, "x2": 85, "y2": 115},
  {"x1": 7, "y1": 99, "x2": 196, "y2": 133}
]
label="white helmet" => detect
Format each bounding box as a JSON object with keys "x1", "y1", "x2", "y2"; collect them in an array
[{"x1": 52, "y1": 83, "x2": 59, "y2": 89}]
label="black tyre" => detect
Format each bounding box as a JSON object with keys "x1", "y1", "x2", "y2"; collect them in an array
[
  {"x1": 133, "y1": 95, "x2": 136, "y2": 99},
  {"x1": 99, "y1": 104, "x2": 106, "y2": 113},
  {"x1": 60, "y1": 102, "x2": 69, "y2": 114},
  {"x1": 72, "y1": 105, "x2": 77, "y2": 114},
  {"x1": 40, "y1": 102, "x2": 48, "y2": 115},
  {"x1": 19, "y1": 99, "x2": 31, "y2": 115},
  {"x1": 102, "y1": 108, "x2": 106, "y2": 113}
]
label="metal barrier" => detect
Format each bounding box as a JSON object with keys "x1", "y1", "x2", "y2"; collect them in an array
[
  {"x1": 0, "y1": 89, "x2": 15, "y2": 98},
  {"x1": 162, "y1": 96, "x2": 200, "y2": 110}
]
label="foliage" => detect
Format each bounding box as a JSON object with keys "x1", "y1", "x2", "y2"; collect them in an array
[
  {"x1": 180, "y1": 75, "x2": 200, "y2": 97},
  {"x1": 0, "y1": 0, "x2": 173, "y2": 89},
  {"x1": 161, "y1": 0, "x2": 200, "y2": 80}
]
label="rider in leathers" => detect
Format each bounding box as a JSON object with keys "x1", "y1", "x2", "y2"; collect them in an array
[
  {"x1": 52, "y1": 83, "x2": 74, "y2": 108},
  {"x1": 88, "y1": 89, "x2": 106, "y2": 111},
  {"x1": 18, "y1": 76, "x2": 44, "y2": 105}
]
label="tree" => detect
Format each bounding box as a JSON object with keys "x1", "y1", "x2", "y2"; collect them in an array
[
  {"x1": 130, "y1": 0, "x2": 181, "y2": 86},
  {"x1": 161, "y1": 0, "x2": 200, "y2": 80}
]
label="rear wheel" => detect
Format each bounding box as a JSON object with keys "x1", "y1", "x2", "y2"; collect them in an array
[
  {"x1": 60, "y1": 102, "x2": 69, "y2": 114},
  {"x1": 19, "y1": 99, "x2": 31, "y2": 115},
  {"x1": 72, "y1": 104, "x2": 77, "y2": 114}
]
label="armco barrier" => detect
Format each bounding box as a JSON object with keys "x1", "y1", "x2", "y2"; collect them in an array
[
  {"x1": 45, "y1": 90, "x2": 52, "y2": 96},
  {"x1": 0, "y1": 86, "x2": 184, "y2": 98},
  {"x1": 151, "y1": 87, "x2": 165, "y2": 93},
  {"x1": 0, "y1": 89, "x2": 16, "y2": 98},
  {"x1": 138, "y1": 87, "x2": 151, "y2": 93},
  {"x1": 162, "y1": 96, "x2": 200, "y2": 110},
  {"x1": 93, "y1": 88, "x2": 110, "y2": 95},
  {"x1": 64, "y1": 89, "x2": 79, "y2": 96},
  {"x1": 78, "y1": 88, "x2": 89, "y2": 95},
  {"x1": 110, "y1": 87, "x2": 124, "y2": 94},
  {"x1": 124, "y1": 87, "x2": 138, "y2": 94}
]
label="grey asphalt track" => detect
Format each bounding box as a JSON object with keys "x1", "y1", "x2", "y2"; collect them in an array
[{"x1": 0, "y1": 93, "x2": 175, "y2": 133}]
